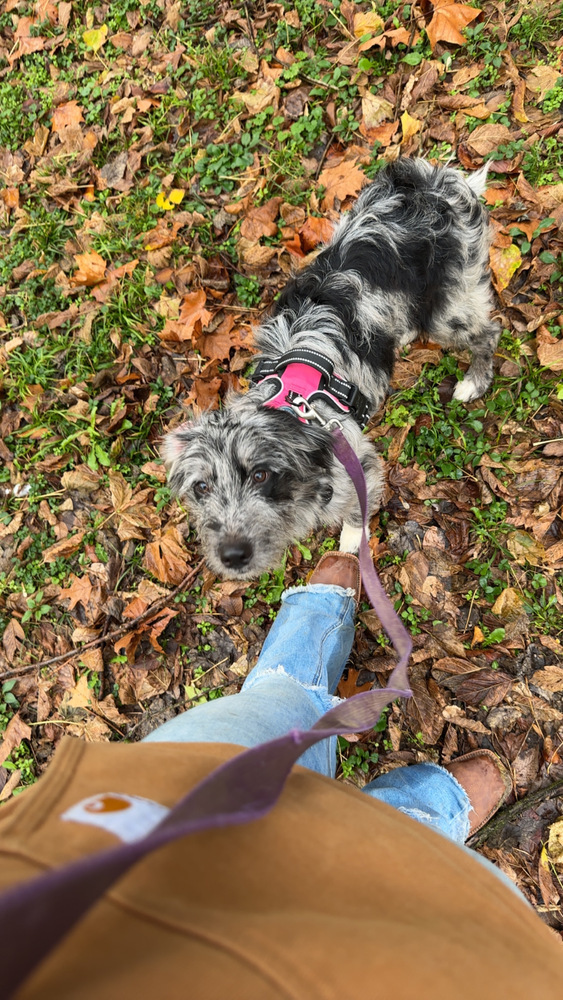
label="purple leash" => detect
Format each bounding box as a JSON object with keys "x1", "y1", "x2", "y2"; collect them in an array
[{"x1": 0, "y1": 431, "x2": 412, "y2": 1000}]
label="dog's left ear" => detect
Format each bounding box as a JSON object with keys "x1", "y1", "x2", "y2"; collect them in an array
[{"x1": 160, "y1": 421, "x2": 194, "y2": 466}]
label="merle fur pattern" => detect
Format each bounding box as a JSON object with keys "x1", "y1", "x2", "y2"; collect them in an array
[{"x1": 164, "y1": 158, "x2": 500, "y2": 580}]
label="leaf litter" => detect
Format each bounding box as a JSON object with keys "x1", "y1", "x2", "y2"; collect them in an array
[{"x1": 0, "y1": 0, "x2": 563, "y2": 930}]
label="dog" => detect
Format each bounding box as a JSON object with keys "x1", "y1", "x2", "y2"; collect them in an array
[{"x1": 163, "y1": 158, "x2": 499, "y2": 580}]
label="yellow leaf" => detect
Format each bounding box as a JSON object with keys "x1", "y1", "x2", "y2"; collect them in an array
[
  {"x1": 353, "y1": 11, "x2": 384, "y2": 38},
  {"x1": 83, "y1": 24, "x2": 108, "y2": 53},
  {"x1": 156, "y1": 191, "x2": 175, "y2": 211},
  {"x1": 506, "y1": 530, "x2": 546, "y2": 567},
  {"x1": 168, "y1": 188, "x2": 184, "y2": 205},
  {"x1": 400, "y1": 110, "x2": 421, "y2": 145},
  {"x1": 491, "y1": 586, "x2": 525, "y2": 621},
  {"x1": 489, "y1": 242, "x2": 521, "y2": 292}
]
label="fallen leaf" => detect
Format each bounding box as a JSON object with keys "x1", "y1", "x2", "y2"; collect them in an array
[
  {"x1": 489, "y1": 242, "x2": 522, "y2": 292},
  {"x1": 353, "y1": 11, "x2": 384, "y2": 38},
  {"x1": 506, "y1": 530, "x2": 546, "y2": 566},
  {"x1": 156, "y1": 188, "x2": 185, "y2": 211},
  {"x1": 526, "y1": 66, "x2": 561, "y2": 101},
  {"x1": 108, "y1": 471, "x2": 160, "y2": 540},
  {"x1": 158, "y1": 289, "x2": 213, "y2": 343},
  {"x1": 400, "y1": 110, "x2": 421, "y2": 145},
  {"x1": 536, "y1": 329, "x2": 563, "y2": 372},
  {"x1": 82, "y1": 24, "x2": 108, "y2": 52},
  {"x1": 531, "y1": 667, "x2": 563, "y2": 694},
  {"x1": 2, "y1": 619, "x2": 25, "y2": 662},
  {"x1": 361, "y1": 92, "x2": 394, "y2": 129},
  {"x1": 546, "y1": 816, "x2": 563, "y2": 866},
  {"x1": 426, "y1": 0, "x2": 480, "y2": 49},
  {"x1": 0, "y1": 713, "x2": 31, "y2": 767},
  {"x1": 43, "y1": 531, "x2": 85, "y2": 563},
  {"x1": 143, "y1": 526, "x2": 190, "y2": 584},
  {"x1": 491, "y1": 586, "x2": 526, "y2": 620},
  {"x1": 318, "y1": 155, "x2": 367, "y2": 211},
  {"x1": 512, "y1": 78, "x2": 528, "y2": 123},
  {"x1": 61, "y1": 465, "x2": 102, "y2": 493},
  {"x1": 69, "y1": 251, "x2": 107, "y2": 288},
  {"x1": 51, "y1": 100, "x2": 84, "y2": 134},
  {"x1": 232, "y1": 78, "x2": 280, "y2": 114},
  {"x1": 442, "y1": 705, "x2": 489, "y2": 733},
  {"x1": 240, "y1": 197, "x2": 282, "y2": 240},
  {"x1": 466, "y1": 122, "x2": 512, "y2": 158},
  {"x1": 59, "y1": 574, "x2": 94, "y2": 611}
]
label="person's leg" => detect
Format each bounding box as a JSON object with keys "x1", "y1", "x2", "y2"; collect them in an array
[
  {"x1": 362, "y1": 753, "x2": 522, "y2": 896},
  {"x1": 144, "y1": 555, "x2": 359, "y2": 776},
  {"x1": 362, "y1": 762, "x2": 471, "y2": 842}
]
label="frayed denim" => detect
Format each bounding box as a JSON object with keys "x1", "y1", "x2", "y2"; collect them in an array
[{"x1": 145, "y1": 582, "x2": 519, "y2": 898}]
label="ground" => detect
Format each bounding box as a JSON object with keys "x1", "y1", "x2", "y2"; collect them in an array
[{"x1": 1, "y1": 0, "x2": 563, "y2": 928}]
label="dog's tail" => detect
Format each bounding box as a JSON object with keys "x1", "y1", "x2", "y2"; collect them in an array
[{"x1": 465, "y1": 162, "x2": 490, "y2": 197}]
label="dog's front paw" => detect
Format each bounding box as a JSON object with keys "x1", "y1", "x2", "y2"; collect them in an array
[{"x1": 339, "y1": 523, "x2": 363, "y2": 553}]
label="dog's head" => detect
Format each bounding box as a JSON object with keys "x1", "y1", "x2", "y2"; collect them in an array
[{"x1": 162, "y1": 404, "x2": 336, "y2": 579}]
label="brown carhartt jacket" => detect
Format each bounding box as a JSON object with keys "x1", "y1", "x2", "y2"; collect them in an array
[{"x1": 0, "y1": 737, "x2": 561, "y2": 999}]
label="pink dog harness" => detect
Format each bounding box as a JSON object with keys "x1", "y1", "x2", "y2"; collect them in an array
[{"x1": 252, "y1": 349, "x2": 372, "y2": 429}]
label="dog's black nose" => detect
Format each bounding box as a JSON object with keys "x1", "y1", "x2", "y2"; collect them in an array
[{"x1": 219, "y1": 540, "x2": 253, "y2": 569}]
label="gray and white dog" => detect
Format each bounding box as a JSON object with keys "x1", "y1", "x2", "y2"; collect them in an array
[{"x1": 163, "y1": 158, "x2": 499, "y2": 580}]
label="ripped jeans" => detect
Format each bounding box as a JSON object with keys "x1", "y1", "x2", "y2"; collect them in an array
[{"x1": 145, "y1": 583, "x2": 474, "y2": 844}]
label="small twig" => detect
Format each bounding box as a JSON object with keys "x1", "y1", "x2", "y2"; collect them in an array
[
  {"x1": 533, "y1": 438, "x2": 563, "y2": 447},
  {"x1": 0, "y1": 560, "x2": 205, "y2": 682}
]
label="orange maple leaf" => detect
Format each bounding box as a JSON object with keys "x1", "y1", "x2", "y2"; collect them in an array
[
  {"x1": 69, "y1": 251, "x2": 107, "y2": 288},
  {"x1": 51, "y1": 100, "x2": 85, "y2": 134},
  {"x1": 143, "y1": 526, "x2": 190, "y2": 585},
  {"x1": 158, "y1": 288, "x2": 213, "y2": 343},
  {"x1": 318, "y1": 155, "x2": 368, "y2": 211},
  {"x1": 426, "y1": 0, "x2": 480, "y2": 50}
]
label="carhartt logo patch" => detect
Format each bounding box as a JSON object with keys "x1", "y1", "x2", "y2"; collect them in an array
[{"x1": 61, "y1": 792, "x2": 170, "y2": 842}]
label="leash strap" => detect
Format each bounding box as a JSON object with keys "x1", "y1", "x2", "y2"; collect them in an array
[{"x1": 0, "y1": 438, "x2": 412, "y2": 999}]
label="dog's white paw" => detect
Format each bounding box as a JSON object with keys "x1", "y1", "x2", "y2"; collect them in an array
[
  {"x1": 452, "y1": 377, "x2": 480, "y2": 404},
  {"x1": 339, "y1": 523, "x2": 363, "y2": 553}
]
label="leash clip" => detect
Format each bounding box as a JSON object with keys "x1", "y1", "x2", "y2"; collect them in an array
[{"x1": 289, "y1": 395, "x2": 344, "y2": 431}]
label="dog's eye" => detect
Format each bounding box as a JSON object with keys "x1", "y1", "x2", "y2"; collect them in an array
[
  {"x1": 251, "y1": 469, "x2": 270, "y2": 485},
  {"x1": 194, "y1": 481, "x2": 210, "y2": 498}
]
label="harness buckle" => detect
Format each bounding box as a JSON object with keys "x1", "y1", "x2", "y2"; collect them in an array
[{"x1": 289, "y1": 395, "x2": 344, "y2": 431}]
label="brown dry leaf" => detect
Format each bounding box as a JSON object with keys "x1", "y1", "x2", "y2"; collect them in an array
[
  {"x1": 108, "y1": 471, "x2": 160, "y2": 540},
  {"x1": 489, "y1": 242, "x2": 522, "y2": 293},
  {"x1": 536, "y1": 328, "x2": 563, "y2": 372},
  {"x1": 512, "y1": 78, "x2": 528, "y2": 123},
  {"x1": 61, "y1": 465, "x2": 101, "y2": 493},
  {"x1": 232, "y1": 78, "x2": 280, "y2": 114},
  {"x1": 442, "y1": 705, "x2": 489, "y2": 733},
  {"x1": 240, "y1": 197, "x2": 282, "y2": 240},
  {"x1": 526, "y1": 66, "x2": 561, "y2": 101},
  {"x1": 69, "y1": 251, "x2": 107, "y2": 288},
  {"x1": 467, "y1": 122, "x2": 512, "y2": 158},
  {"x1": 507, "y1": 530, "x2": 546, "y2": 566},
  {"x1": 58, "y1": 574, "x2": 94, "y2": 611},
  {"x1": 318, "y1": 155, "x2": 367, "y2": 211},
  {"x1": 91, "y1": 258, "x2": 139, "y2": 304},
  {"x1": 491, "y1": 586, "x2": 526, "y2": 620},
  {"x1": 0, "y1": 713, "x2": 31, "y2": 767},
  {"x1": 43, "y1": 531, "x2": 85, "y2": 563},
  {"x1": 158, "y1": 289, "x2": 213, "y2": 343},
  {"x1": 404, "y1": 663, "x2": 445, "y2": 743},
  {"x1": 531, "y1": 666, "x2": 563, "y2": 694},
  {"x1": 442, "y1": 668, "x2": 513, "y2": 709},
  {"x1": 2, "y1": 618, "x2": 25, "y2": 662},
  {"x1": 143, "y1": 526, "x2": 190, "y2": 584},
  {"x1": 361, "y1": 92, "x2": 393, "y2": 129},
  {"x1": 426, "y1": 0, "x2": 480, "y2": 49},
  {"x1": 51, "y1": 100, "x2": 84, "y2": 133}
]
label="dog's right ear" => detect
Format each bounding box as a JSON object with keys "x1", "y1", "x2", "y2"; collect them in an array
[{"x1": 160, "y1": 421, "x2": 194, "y2": 466}]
